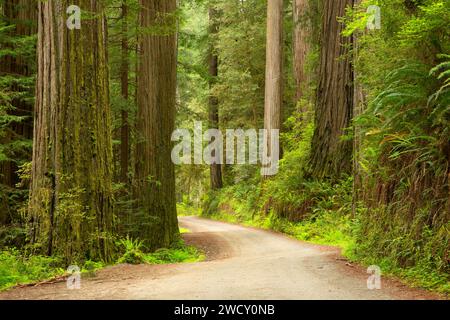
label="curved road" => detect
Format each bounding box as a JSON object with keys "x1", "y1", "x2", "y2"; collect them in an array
[{"x1": 0, "y1": 216, "x2": 438, "y2": 300}]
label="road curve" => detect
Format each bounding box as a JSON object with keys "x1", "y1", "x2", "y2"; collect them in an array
[{"x1": 0, "y1": 216, "x2": 439, "y2": 300}]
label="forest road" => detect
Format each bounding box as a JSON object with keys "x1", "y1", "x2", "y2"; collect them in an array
[{"x1": 0, "y1": 216, "x2": 441, "y2": 300}]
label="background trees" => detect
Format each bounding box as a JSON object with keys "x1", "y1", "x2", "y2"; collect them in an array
[
  {"x1": 0, "y1": 0, "x2": 36, "y2": 227},
  {"x1": 208, "y1": 6, "x2": 222, "y2": 190}
]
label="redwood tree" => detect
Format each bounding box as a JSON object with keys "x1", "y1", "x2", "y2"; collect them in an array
[
  {"x1": 263, "y1": 0, "x2": 283, "y2": 178},
  {"x1": 208, "y1": 7, "x2": 222, "y2": 190},
  {"x1": 29, "y1": 0, "x2": 114, "y2": 262},
  {"x1": 134, "y1": 0, "x2": 179, "y2": 249},
  {"x1": 293, "y1": 0, "x2": 310, "y2": 102},
  {"x1": 310, "y1": 0, "x2": 354, "y2": 180},
  {"x1": 120, "y1": 0, "x2": 129, "y2": 184}
]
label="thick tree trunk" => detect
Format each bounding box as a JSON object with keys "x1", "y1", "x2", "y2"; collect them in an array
[
  {"x1": 310, "y1": 0, "x2": 354, "y2": 180},
  {"x1": 29, "y1": 0, "x2": 114, "y2": 262},
  {"x1": 120, "y1": 0, "x2": 129, "y2": 184},
  {"x1": 263, "y1": 0, "x2": 283, "y2": 178},
  {"x1": 208, "y1": 8, "x2": 222, "y2": 190},
  {"x1": 293, "y1": 0, "x2": 310, "y2": 103},
  {"x1": 135, "y1": 0, "x2": 179, "y2": 249}
]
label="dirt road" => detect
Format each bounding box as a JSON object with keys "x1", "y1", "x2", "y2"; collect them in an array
[{"x1": 0, "y1": 216, "x2": 440, "y2": 300}]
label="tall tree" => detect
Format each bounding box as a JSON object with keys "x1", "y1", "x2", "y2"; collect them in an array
[
  {"x1": 310, "y1": 0, "x2": 354, "y2": 180},
  {"x1": 29, "y1": 0, "x2": 115, "y2": 262},
  {"x1": 352, "y1": 0, "x2": 365, "y2": 215},
  {"x1": 292, "y1": 0, "x2": 310, "y2": 103},
  {"x1": 120, "y1": 0, "x2": 129, "y2": 184},
  {"x1": 263, "y1": 0, "x2": 283, "y2": 177},
  {"x1": 208, "y1": 7, "x2": 222, "y2": 190},
  {"x1": 135, "y1": 0, "x2": 179, "y2": 249}
]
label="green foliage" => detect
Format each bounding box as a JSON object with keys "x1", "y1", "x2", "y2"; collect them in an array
[
  {"x1": 0, "y1": 248, "x2": 107, "y2": 291},
  {"x1": 177, "y1": 200, "x2": 202, "y2": 217},
  {"x1": 398, "y1": 0, "x2": 450, "y2": 48},
  {"x1": 0, "y1": 3, "x2": 36, "y2": 227},
  {"x1": 116, "y1": 236, "x2": 204, "y2": 265},
  {"x1": 204, "y1": 176, "x2": 356, "y2": 254},
  {"x1": 0, "y1": 224, "x2": 26, "y2": 248},
  {"x1": 262, "y1": 210, "x2": 356, "y2": 254},
  {"x1": 263, "y1": 121, "x2": 317, "y2": 220},
  {"x1": 347, "y1": 0, "x2": 449, "y2": 293},
  {"x1": 116, "y1": 236, "x2": 146, "y2": 264},
  {"x1": 213, "y1": 0, "x2": 267, "y2": 128},
  {"x1": 175, "y1": 1, "x2": 210, "y2": 205},
  {"x1": 143, "y1": 245, "x2": 204, "y2": 264},
  {"x1": 0, "y1": 249, "x2": 64, "y2": 291},
  {"x1": 179, "y1": 227, "x2": 191, "y2": 234}
]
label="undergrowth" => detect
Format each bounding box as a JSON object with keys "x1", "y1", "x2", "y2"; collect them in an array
[
  {"x1": 201, "y1": 114, "x2": 449, "y2": 294},
  {"x1": 0, "y1": 232, "x2": 204, "y2": 291},
  {"x1": 203, "y1": 184, "x2": 449, "y2": 294},
  {"x1": 116, "y1": 236, "x2": 204, "y2": 265},
  {"x1": 0, "y1": 249, "x2": 103, "y2": 291}
]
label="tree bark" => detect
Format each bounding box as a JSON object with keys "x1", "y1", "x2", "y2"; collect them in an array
[
  {"x1": 293, "y1": 0, "x2": 310, "y2": 103},
  {"x1": 208, "y1": 8, "x2": 222, "y2": 190},
  {"x1": 120, "y1": 0, "x2": 129, "y2": 184},
  {"x1": 29, "y1": 0, "x2": 114, "y2": 262},
  {"x1": 263, "y1": 0, "x2": 283, "y2": 178},
  {"x1": 135, "y1": 0, "x2": 179, "y2": 249},
  {"x1": 310, "y1": 0, "x2": 354, "y2": 180},
  {"x1": 352, "y1": 0, "x2": 365, "y2": 216}
]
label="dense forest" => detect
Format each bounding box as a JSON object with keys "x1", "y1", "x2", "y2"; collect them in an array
[{"x1": 0, "y1": 0, "x2": 448, "y2": 295}]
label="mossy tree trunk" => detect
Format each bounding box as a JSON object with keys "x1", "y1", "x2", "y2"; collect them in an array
[
  {"x1": 310, "y1": 0, "x2": 354, "y2": 180},
  {"x1": 29, "y1": 0, "x2": 115, "y2": 263},
  {"x1": 134, "y1": 0, "x2": 179, "y2": 250}
]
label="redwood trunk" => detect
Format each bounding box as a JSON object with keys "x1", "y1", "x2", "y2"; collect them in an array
[
  {"x1": 208, "y1": 8, "x2": 222, "y2": 190},
  {"x1": 120, "y1": 0, "x2": 129, "y2": 184},
  {"x1": 310, "y1": 0, "x2": 354, "y2": 180},
  {"x1": 293, "y1": 0, "x2": 310, "y2": 103},
  {"x1": 135, "y1": 0, "x2": 179, "y2": 249},
  {"x1": 29, "y1": 0, "x2": 114, "y2": 262},
  {"x1": 263, "y1": 0, "x2": 283, "y2": 178}
]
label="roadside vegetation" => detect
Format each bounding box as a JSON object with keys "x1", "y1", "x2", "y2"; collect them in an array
[
  {"x1": 0, "y1": 238, "x2": 203, "y2": 291},
  {"x1": 187, "y1": 0, "x2": 450, "y2": 295}
]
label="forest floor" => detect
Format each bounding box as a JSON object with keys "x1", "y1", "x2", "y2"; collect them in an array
[{"x1": 0, "y1": 216, "x2": 443, "y2": 300}]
